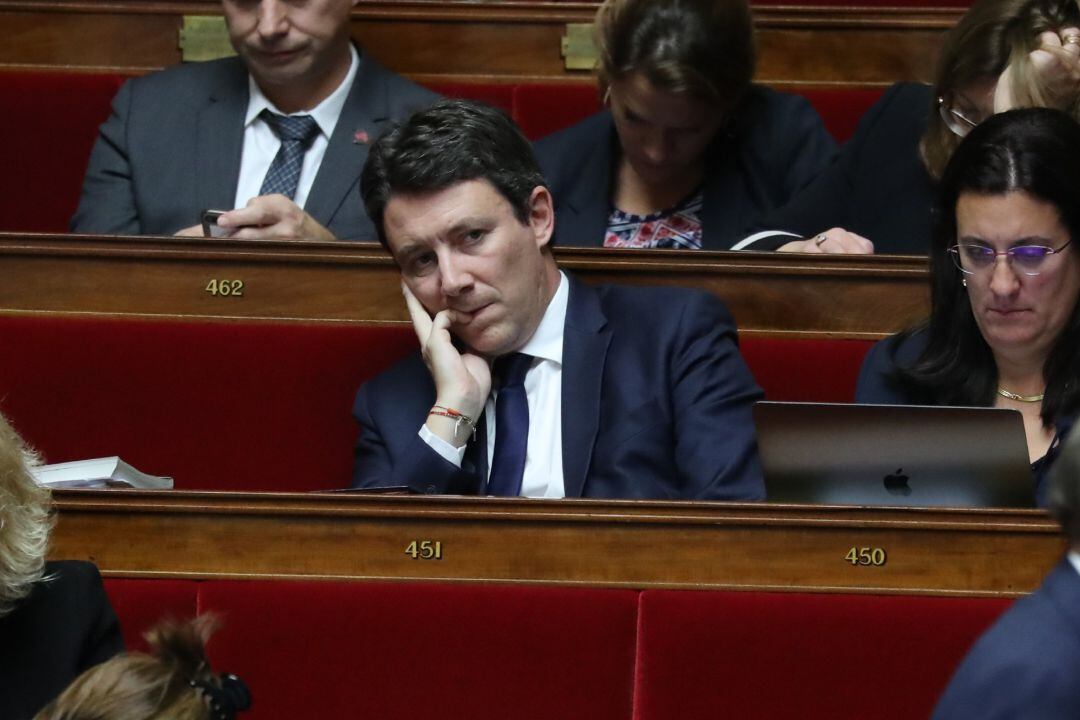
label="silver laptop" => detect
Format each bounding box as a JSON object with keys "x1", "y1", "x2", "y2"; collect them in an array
[{"x1": 754, "y1": 401, "x2": 1036, "y2": 508}]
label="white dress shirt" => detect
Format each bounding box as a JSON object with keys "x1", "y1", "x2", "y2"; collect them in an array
[
  {"x1": 233, "y1": 45, "x2": 359, "y2": 211},
  {"x1": 1069, "y1": 550, "x2": 1080, "y2": 577},
  {"x1": 420, "y1": 272, "x2": 569, "y2": 498}
]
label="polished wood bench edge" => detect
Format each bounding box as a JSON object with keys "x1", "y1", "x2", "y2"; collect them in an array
[
  {"x1": 52, "y1": 488, "x2": 1055, "y2": 531},
  {"x1": 0, "y1": 232, "x2": 930, "y2": 277},
  {"x1": 52, "y1": 490, "x2": 1062, "y2": 596}
]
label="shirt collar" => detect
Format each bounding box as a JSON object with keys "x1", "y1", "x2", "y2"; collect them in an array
[
  {"x1": 243, "y1": 44, "x2": 359, "y2": 138},
  {"x1": 516, "y1": 271, "x2": 567, "y2": 366},
  {"x1": 1069, "y1": 551, "x2": 1080, "y2": 577}
]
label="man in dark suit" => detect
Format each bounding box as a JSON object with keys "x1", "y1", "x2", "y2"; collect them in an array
[
  {"x1": 351, "y1": 99, "x2": 764, "y2": 500},
  {"x1": 71, "y1": 0, "x2": 436, "y2": 241},
  {"x1": 933, "y1": 426, "x2": 1080, "y2": 718}
]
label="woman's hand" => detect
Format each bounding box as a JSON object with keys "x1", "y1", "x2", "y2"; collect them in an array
[
  {"x1": 777, "y1": 227, "x2": 875, "y2": 254},
  {"x1": 995, "y1": 27, "x2": 1080, "y2": 112}
]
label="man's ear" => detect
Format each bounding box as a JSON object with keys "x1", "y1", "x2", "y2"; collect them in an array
[{"x1": 528, "y1": 186, "x2": 556, "y2": 250}]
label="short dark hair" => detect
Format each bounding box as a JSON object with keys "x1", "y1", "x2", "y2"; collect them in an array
[
  {"x1": 596, "y1": 0, "x2": 754, "y2": 113},
  {"x1": 895, "y1": 108, "x2": 1080, "y2": 426},
  {"x1": 360, "y1": 99, "x2": 547, "y2": 248}
]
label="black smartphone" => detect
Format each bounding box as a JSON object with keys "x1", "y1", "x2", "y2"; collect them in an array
[{"x1": 201, "y1": 209, "x2": 231, "y2": 238}]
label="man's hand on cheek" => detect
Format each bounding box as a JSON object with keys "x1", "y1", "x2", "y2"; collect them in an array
[
  {"x1": 403, "y1": 283, "x2": 491, "y2": 445},
  {"x1": 216, "y1": 195, "x2": 338, "y2": 242}
]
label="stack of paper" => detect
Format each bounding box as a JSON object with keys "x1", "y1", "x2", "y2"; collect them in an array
[{"x1": 30, "y1": 457, "x2": 173, "y2": 489}]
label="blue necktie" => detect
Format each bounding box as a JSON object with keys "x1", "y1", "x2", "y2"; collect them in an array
[
  {"x1": 258, "y1": 110, "x2": 320, "y2": 200},
  {"x1": 487, "y1": 353, "x2": 532, "y2": 496}
]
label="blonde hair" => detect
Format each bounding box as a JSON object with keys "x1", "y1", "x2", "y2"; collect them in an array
[
  {"x1": 0, "y1": 412, "x2": 52, "y2": 617},
  {"x1": 34, "y1": 616, "x2": 239, "y2": 720},
  {"x1": 921, "y1": 0, "x2": 1080, "y2": 179}
]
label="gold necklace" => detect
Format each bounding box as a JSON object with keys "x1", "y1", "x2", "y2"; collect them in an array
[{"x1": 997, "y1": 387, "x2": 1044, "y2": 403}]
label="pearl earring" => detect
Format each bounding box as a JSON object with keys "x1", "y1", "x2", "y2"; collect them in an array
[{"x1": 962, "y1": 277, "x2": 968, "y2": 288}]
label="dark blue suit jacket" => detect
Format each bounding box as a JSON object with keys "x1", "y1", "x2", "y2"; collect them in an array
[
  {"x1": 70, "y1": 50, "x2": 438, "y2": 240},
  {"x1": 750, "y1": 83, "x2": 937, "y2": 253},
  {"x1": 933, "y1": 559, "x2": 1080, "y2": 719},
  {"x1": 352, "y1": 276, "x2": 765, "y2": 500},
  {"x1": 533, "y1": 85, "x2": 836, "y2": 250}
]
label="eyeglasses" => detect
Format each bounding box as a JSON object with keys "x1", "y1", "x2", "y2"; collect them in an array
[
  {"x1": 947, "y1": 239, "x2": 1074, "y2": 276},
  {"x1": 937, "y1": 96, "x2": 981, "y2": 138}
]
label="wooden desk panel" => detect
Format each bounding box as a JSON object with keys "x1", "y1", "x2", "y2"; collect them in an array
[
  {"x1": 50, "y1": 490, "x2": 1062, "y2": 597},
  {"x1": 0, "y1": 233, "x2": 930, "y2": 337},
  {"x1": 1, "y1": 0, "x2": 955, "y2": 85}
]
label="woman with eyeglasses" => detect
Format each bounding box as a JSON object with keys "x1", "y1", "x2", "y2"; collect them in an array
[
  {"x1": 738, "y1": 0, "x2": 1080, "y2": 255},
  {"x1": 856, "y1": 108, "x2": 1080, "y2": 505},
  {"x1": 532, "y1": 0, "x2": 836, "y2": 250}
]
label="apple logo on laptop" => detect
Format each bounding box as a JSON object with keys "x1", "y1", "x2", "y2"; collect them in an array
[{"x1": 883, "y1": 469, "x2": 912, "y2": 496}]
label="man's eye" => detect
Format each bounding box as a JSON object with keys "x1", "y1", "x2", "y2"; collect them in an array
[
  {"x1": 465, "y1": 229, "x2": 485, "y2": 243},
  {"x1": 409, "y1": 253, "x2": 436, "y2": 274}
]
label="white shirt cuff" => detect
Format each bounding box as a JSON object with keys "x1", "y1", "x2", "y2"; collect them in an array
[
  {"x1": 730, "y1": 230, "x2": 801, "y2": 251},
  {"x1": 418, "y1": 423, "x2": 467, "y2": 467}
]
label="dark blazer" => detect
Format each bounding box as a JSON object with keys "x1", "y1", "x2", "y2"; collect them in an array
[
  {"x1": 0, "y1": 560, "x2": 124, "y2": 719},
  {"x1": 933, "y1": 559, "x2": 1080, "y2": 719},
  {"x1": 352, "y1": 276, "x2": 765, "y2": 500},
  {"x1": 751, "y1": 82, "x2": 937, "y2": 253},
  {"x1": 856, "y1": 331, "x2": 1075, "y2": 506},
  {"x1": 70, "y1": 51, "x2": 438, "y2": 241},
  {"x1": 533, "y1": 85, "x2": 836, "y2": 249}
]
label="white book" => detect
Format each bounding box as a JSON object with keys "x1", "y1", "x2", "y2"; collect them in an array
[{"x1": 30, "y1": 457, "x2": 173, "y2": 489}]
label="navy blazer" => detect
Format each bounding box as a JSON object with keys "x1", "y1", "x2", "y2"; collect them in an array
[
  {"x1": 933, "y1": 559, "x2": 1080, "y2": 719},
  {"x1": 70, "y1": 51, "x2": 438, "y2": 240},
  {"x1": 751, "y1": 82, "x2": 937, "y2": 253},
  {"x1": 533, "y1": 85, "x2": 836, "y2": 249},
  {"x1": 0, "y1": 560, "x2": 124, "y2": 719},
  {"x1": 856, "y1": 331, "x2": 1076, "y2": 506},
  {"x1": 352, "y1": 276, "x2": 765, "y2": 501}
]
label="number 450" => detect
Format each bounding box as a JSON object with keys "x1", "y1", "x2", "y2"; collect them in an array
[{"x1": 845, "y1": 547, "x2": 887, "y2": 566}]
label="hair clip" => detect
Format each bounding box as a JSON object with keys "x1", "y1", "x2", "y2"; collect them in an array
[{"x1": 190, "y1": 674, "x2": 252, "y2": 720}]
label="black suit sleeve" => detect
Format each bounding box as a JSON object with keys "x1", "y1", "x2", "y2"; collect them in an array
[{"x1": 742, "y1": 83, "x2": 912, "y2": 249}]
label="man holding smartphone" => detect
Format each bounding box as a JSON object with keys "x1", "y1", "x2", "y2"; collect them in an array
[
  {"x1": 351, "y1": 99, "x2": 764, "y2": 500},
  {"x1": 70, "y1": 0, "x2": 436, "y2": 241}
]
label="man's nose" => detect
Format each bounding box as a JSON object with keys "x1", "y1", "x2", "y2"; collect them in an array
[
  {"x1": 257, "y1": 0, "x2": 289, "y2": 37},
  {"x1": 439, "y1": 253, "x2": 473, "y2": 296}
]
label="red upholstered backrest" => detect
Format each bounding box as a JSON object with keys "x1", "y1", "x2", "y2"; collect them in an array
[
  {"x1": 426, "y1": 81, "x2": 516, "y2": 115},
  {"x1": 97, "y1": 578, "x2": 1012, "y2": 720},
  {"x1": 633, "y1": 589, "x2": 1011, "y2": 720},
  {"x1": 0, "y1": 68, "x2": 888, "y2": 235},
  {"x1": 797, "y1": 86, "x2": 886, "y2": 143},
  {"x1": 199, "y1": 580, "x2": 639, "y2": 720},
  {"x1": 0, "y1": 314, "x2": 869, "y2": 491},
  {"x1": 1, "y1": 71, "x2": 128, "y2": 233},
  {"x1": 740, "y1": 336, "x2": 873, "y2": 403},
  {"x1": 102, "y1": 578, "x2": 200, "y2": 652},
  {"x1": 513, "y1": 82, "x2": 602, "y2": 139},
  {"x1": 0, "y1": 315, "x2": 417, "y2": 491}
]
